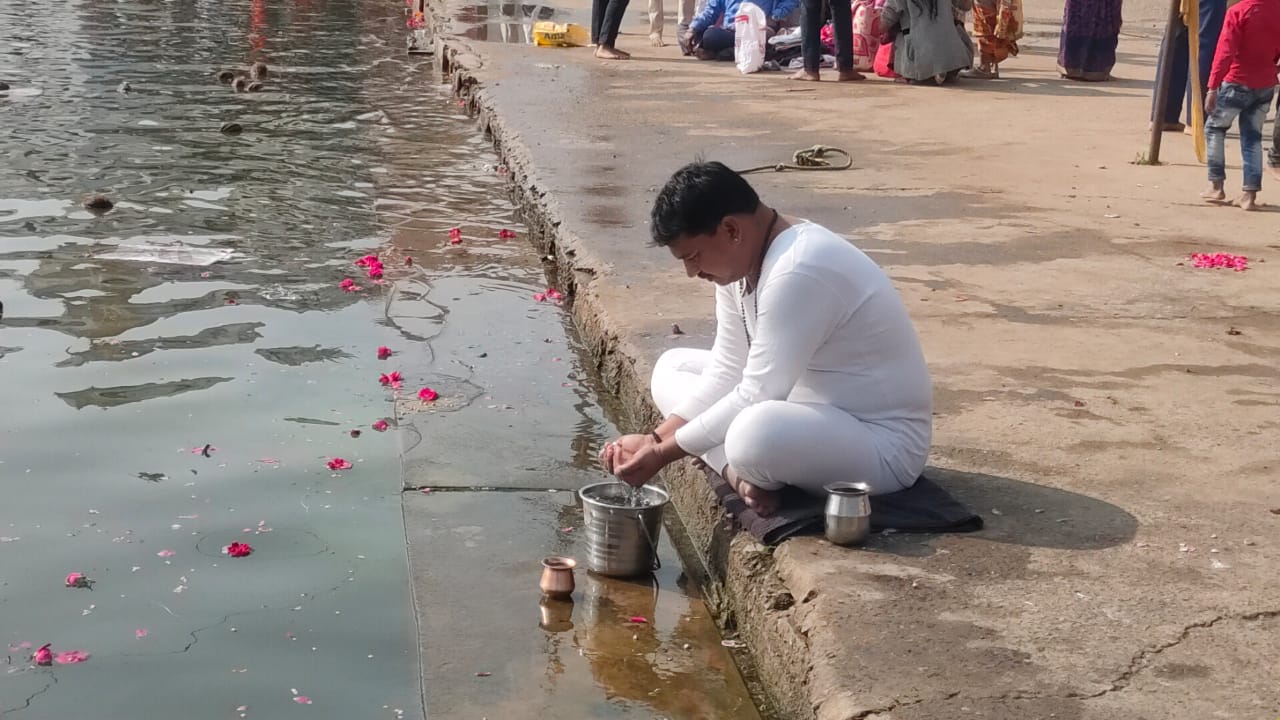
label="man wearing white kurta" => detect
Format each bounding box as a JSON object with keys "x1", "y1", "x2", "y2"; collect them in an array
[{"x1": 600, "y1": 162, "x2": 932, "y2": 517}]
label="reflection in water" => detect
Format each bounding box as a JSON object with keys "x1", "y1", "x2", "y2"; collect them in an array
[
  {"x1": 55, "y1": 376, "x2": 235, "y2": 410},
  {"x1": 253, "y1": 344, "x2": 352, "y2": 366}
]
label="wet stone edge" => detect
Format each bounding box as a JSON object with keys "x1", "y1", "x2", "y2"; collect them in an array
[{"x1": 424, "y1": 19, "x2": 815, "y2": 720}]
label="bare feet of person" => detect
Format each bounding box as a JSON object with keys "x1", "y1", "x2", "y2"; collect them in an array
[
  {"x1": 836, "y1": 70, "x2": 865, "y2": 82},
  {"x1": 737, "y1": 481, "x2": 781, "y2": 517},
  {"x1": 649, "y1": 33, "x2": 665, "y2": 47},
  {"x1": 1235, "y1": 191, "x2": 1259, "y2": 211},
  {"x1": 1200, "y1": 183, "x2": 1227, "y2": 203},
  {"x1": 725, "y1": 467, "x2": 781, "y2": 517},
  {"x1": 791, "y1": 69, "x2": 820, "y2": 82},
  {"x1": 595, "y1": 45, "x2": 630, "y2": 60}
]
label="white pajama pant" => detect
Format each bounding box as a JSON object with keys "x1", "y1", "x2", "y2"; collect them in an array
[{"x1": 651, "y1": 348, "x2": 911, "y2": 496}]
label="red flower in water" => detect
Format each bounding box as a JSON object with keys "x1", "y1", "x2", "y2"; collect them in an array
[
  {"x1": 354, "y1": 254, "x2": 379, "y2": 268},
  {"x1": 223, "y1": 542, "x2": 253, "y2": 558},
  {"x1": 547, "y1": 288, "x2": 564, "y2": 301},
  {"x1": 367, "y1": 263, "x2": 384, "y2": 279},
  {"x1": 34, "y1": 644, "x2": 53, "y2": 666},
  {"x1": 405, "y1": 256, "x2": 414, "y2": 266},
  {"x1": 293, "y1": 696, "x2": 313, "y2": 705},
  {"x1": 372, "y1": 419, "x2": 390, "y2": 432},
  {"x1": 54, "y1": 649, "x2": 90, "y2": 664},
  {"x1": 498, "y1": 229, "x2": 516, "y2": 240},
  {"x1": 627, "y1": 616, "x2": 648, "y2": 624},
  {"x1": 65, "y1": 572, "x2": 92, "y2": 589},
  {"x1": 379, "y1": 371, "x2": 404, "y2": 389},
  {"x1": 339, "y1": 278, "x2": 362, "y2": 293},
  {"x1": 327, "y1": 458, "x2": 353, "y2": 471},
  {"x1": 532, "y1": 292, "x2": 547, "y2": 303},
  {"x1": 448, "y1": 228, "x2": 462, "y2": 245},
  {"x1": 377, "y1": 346, "x2": 393, "y2": 360},
  {"x1": 418, "y1": 387, "x2": 439, "y2": 402}
]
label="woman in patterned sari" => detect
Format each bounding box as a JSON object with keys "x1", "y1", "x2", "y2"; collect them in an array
[
  {"x1": 1058, "y1": 0, "x2": 1123, "y2": 81},
  {"x1": 963, "y1": 0, "x2": 1022, "y2": 79}
]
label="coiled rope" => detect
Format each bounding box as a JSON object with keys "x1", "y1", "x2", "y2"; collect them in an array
[{"x1": 736, "y1": 145, "x2": 854, "y2": 174}]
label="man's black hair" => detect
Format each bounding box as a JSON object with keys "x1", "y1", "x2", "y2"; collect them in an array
[{"x1": 650, "y1": 161, "x2": 761, "y2": 247}]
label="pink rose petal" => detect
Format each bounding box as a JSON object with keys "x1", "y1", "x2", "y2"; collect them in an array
[
  {"x1": 157, "y1": 549, "x2": 176, "y2": 558},
  {"x1": 417, "y1": 387, "x2": 439, "y2": 402},
  {"x1": 533, "y1": 292, "x2": 547, "y2": 303},
  {"x1": 448, "y1": 228, "x2": 462, "y2": 245},
  {"x1": 135, "y1": 628, "x2": 149, "y2": 639},
  {"x1": 372, "y1": 419, "x2": 390, "y2": 432},
  {"x1": 379, "y1": 371, "x2": 403, "y2": 388},
  {"x1": 54, "y1": 649, "x2": 90, "y2": 664},
  {"x1": 628, "y1": 616, "x2": 648, "y2": 624},
  {"x1": 293, "y1": 696, "x2": 313, "y2": 705},
  {"x1": 498, "y1": 229, "x2": 516, "y2": 240},
  {"x1": 377, "y1": 346, "x2": 393, "y2": 360},
  {"x1": 326, "y1": 458, "x2": 353, "y2": 471},
  {"x1": 34, "y1": 645, "x2": 53, "y2": 666},
  {"x1": 354, "y1": 254, "x2": 379, "y2": 268}
]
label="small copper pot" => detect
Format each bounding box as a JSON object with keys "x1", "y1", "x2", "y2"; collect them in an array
[{"x1": 540, "y1": 556, "x2": 577, "y2": 599}]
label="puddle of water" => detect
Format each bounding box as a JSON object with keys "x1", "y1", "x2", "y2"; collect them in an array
[{"x1": 452, "y1": 2, "x2": 556, "y2": 43}]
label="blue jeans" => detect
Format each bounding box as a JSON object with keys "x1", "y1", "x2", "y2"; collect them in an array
[{"x1": 1206, "y1": 84, "x2": 1274, "y2": 192}]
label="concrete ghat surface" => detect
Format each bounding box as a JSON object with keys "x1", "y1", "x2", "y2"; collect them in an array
[
  {"x1": 404, "y1": 490, "x2": 764, "y2": 719},
  {"x1": 427, "y1": 0, "x2": 1280, "y2": 716}
]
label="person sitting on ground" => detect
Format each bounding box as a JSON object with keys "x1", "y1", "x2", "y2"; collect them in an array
[
  {"x1": 681, "y1": 0, "x2": 799, "y2": 61},
  {"x1": 880, "y1": 0, "x2": 974, "y2": 84},
  {"x1": 1200, "y1": 0, "x2": 1280, "y2": 211},
  {"x1": 598, "y1": 161, "x2": 933, "y2": 517}
]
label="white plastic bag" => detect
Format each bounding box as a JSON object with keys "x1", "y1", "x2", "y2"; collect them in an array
[{"x1": 734, "y1": 2, "x2": 767, "y2": 75}]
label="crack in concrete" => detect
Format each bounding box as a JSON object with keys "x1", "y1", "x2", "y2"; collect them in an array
[
  {"x1": 3, "y1": 674, "x2": 57, "y2": 715},
  {"x1": 1080, "y1": 608, "x2": 1280, "y2": 699}
]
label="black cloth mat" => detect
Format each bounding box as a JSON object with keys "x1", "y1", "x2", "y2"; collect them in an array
[{"x1": 705, "y1": 469, "x2": 983, "y2": 546}]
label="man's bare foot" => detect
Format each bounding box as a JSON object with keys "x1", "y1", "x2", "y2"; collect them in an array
[
  {"x1": 836, "y1": 70, "x2": 865, "y2": 82},
  {"x1": 649, "y1": 33, "x2": 665, "y2": 47},
  {"x1": 724, "y1": 466, "x2": 781, "y2": 517},
  {"x1": 737, "y1": 481, "x2": 781, "y2": 517},
  {"x1": 595, "y1": 45, "x2": 630, "y2": 60},
  {"x1": 791, "y1": 69, "x2": 820, "y2": 82},
  {"x1": 1200, "y1": 183, "x2": 1227, "y2": 203},
  {"x1": 1236, "y1": 192, "x2": 1259, "y2": 211}
]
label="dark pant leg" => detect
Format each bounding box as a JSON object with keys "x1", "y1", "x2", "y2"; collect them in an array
[
  {"x1": 1270, "y1": 93, "x2": 1280, "y2": 168},
  {"x1": 700, "y1": 26, "x2": 736, "y2": 54},
  {"x1": 592, "y1": 0, "x2": 606, "y2": 43},
  {"x1": 801, "y1": 0, "x2": 824, "y2": 72},
  {"x1": 1186, "y1": 0, "x2": 1227, "y2": 124},
  {"x1": 1151, "y1": 20, "x2": 1189, "y2": 124},
  {"x1": 599, "y1": 0, "x2": 632, "y2": 46},
  {"x1": 829, "y1": 0, "x2": 853, "y2": 72}
]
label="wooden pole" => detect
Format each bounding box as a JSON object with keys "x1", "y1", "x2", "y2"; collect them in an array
[{"x1": 1147, "y1": 0, "x2": 1185, "y2": 164}]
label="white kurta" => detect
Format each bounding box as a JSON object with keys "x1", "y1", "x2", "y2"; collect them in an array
[{"x1": 662, "y1": 221, "x2": 932, "y2": 493}]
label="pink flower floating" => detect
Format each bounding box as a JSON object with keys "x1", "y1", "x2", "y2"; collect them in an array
[
  {"x1": 157, "y1": 549, "x2": 176, "y2": 558},
  {"x1": 498, "y1": 229, "x2": 516, "y2": 240},
  {"x1": 339, "y1": 278, "x2": 362, "y2": 293},
  {"x1": 293, "y1": 696, "x2": 313, "y2": 705},
  {"x1": 404, "y1": 256, "x2": 414, "y2": 266},
  {"x1": 65, "y1": 572, "x2": 92, "y2": 589},
  {"x1": 1188, "y1": 252, "x2": 1248, "y2": 271},
  {"x1": 377, "y1": 346, "x2": 393, "y2": 360},
  {"x1": 534, "y1": 288, "x2": 565, "y2": 303},
  {"x1": 418, "y1": 387, "x2": 439, "y2": 402},
  {"x1": 34, "y1": 644, "x2": 53, "y2": 666},
  {"x1": 135, "y1": 628, "x2": 149, "y2": 639},
  {"x1": 448, "y1": 228, "x2": 462, "y2": 245},
  {"x1": 379, "y1": 371, "x2": 404, "y2": 389},
  {"x1": 54, "y1": 649, "x2": 90, "y2": 665},
  {"x1": 367, "y1": 263, "x2": 384, "y2": 280},
  {"x1": 627, "y1": 616, "x2": 648, "y2": 624},
  {"x1": 326, "y1": 458, "x2": 353, "y2": 471},
  {"x1": 372, "y1": 419, "x2": 390, "y2": 432},
  {"x1": 223, "y1": 542, "x2": 254, "y2": 558},
  {"x1": 354, "y1": 255, "x2": 379, "y2": 268}
]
